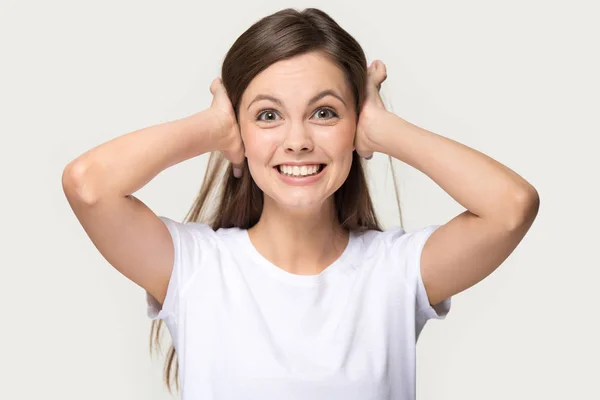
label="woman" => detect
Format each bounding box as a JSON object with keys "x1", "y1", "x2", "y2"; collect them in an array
[{"x1": 62, "y1": 7, "x2": 539, "y2": 399}]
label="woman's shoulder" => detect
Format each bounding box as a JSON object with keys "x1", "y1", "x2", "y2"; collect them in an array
[
  {"x1": 158, "y1": 216, "x2": 246, "y2": 248},
  {"x1": 351, "y1": 224, "x2": 440, "y2": 253},
  {"x1": 351, "y1": 225, "x2": 405, "y2": 244}
]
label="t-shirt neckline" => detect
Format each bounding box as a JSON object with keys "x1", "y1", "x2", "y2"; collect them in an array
[{"x1": 239, "y1": 228, "x2": 358, "y2": 287}]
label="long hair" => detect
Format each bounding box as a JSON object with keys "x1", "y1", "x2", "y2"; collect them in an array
[{"x1": 150, "y1": 7, "x2": 402, "y2": 393}]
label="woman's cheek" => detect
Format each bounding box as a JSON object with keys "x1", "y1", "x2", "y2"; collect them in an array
[
  {"x1": 324, "y1": 127, "x2": 356, "y2": 152},
  {"x1": 243, "y1": 129, "x2": 278, "y2": 162},
  {"x1": 241, "y1": 129, "x2": 261, "y2": 156}
]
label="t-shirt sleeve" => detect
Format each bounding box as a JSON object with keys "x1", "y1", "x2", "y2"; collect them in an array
[
  {"x1": 145, "y1": 216, "x2": 215, "y2": 324},
  {"x1": 388, "y1": 225, "x2": 451, "y2": 334},
  {"x1": 411, "y1": 225, "x2": 451, "y2": 324}
]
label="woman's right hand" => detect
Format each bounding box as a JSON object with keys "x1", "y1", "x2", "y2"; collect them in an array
[{"x1": 207, "y1": 77, "x2": 245, "y2": 177}]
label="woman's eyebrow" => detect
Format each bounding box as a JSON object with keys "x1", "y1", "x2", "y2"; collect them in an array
[{"x1": 247, "y1": 89, "x2": 346, "y2": 110}]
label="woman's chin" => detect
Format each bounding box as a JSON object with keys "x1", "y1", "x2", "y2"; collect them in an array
[
  {"x1": 266, "y1": 193, "x2": 330, "y2": 215},
  {"x1": 280, "y1": 199, "x2": 323, "y2": 212}
]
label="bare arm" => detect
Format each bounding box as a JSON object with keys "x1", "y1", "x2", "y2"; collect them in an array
[
  {"x1": 357, "y1": 61, "x2": 539, "y2": 307},
  {"x1": 64, "y1": 109, "x2": 234, "y2": 201},
  {"x1": 62, "y1": 104, "x2": 242, "y2": 306},
  {"x1": 373, "y1": 112, "x2": 539, "y2": 306}
]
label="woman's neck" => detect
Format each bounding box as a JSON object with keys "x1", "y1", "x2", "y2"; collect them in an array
[{"x1": 247, "y1": 197, "x2": 349, "y2": 275}]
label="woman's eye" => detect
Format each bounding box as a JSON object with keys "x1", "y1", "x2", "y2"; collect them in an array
[
  {"x1": 256, "y1": 110, "x2": 280, "y2": 122},
  {"x1": 313, "y1": 108, "x2": 338, "y2": 119},
  {"x1": 256, "y1": 108, "x2": 338, "y2": 122}
]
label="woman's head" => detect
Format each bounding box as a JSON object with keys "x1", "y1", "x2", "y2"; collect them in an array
[
  {"x1": 220, "y1": 8, "x2": 369, "y2": 216},
  {"x1": 153, "y1": 8, "x2": 383, "y2": 390},
  {"x1": 221, "y1": 8, "x2": 367, "y2": 119},
  {"x1": 190, "y1": 7, "x2": 380, "y2": 230},
  {"x1": 238, "y1": 51, "x2": 357, "y2": 213}
]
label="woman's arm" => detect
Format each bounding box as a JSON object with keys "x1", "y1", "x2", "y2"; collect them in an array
[
  {"x1": 62, "y1": 111, "x2": 218, "y2": 306},
  {"x1": 372, "y1": 112, "x2": 539, "y2": 229},
  {"x1": 357, "y1": 61, "x2": 539, "y2": 306},
  {"x1": 62, "y1": 85, "x2": 243, "y2": 305},
  {"x1": 372, "y1": 111, "x2": 539, "y2": 306},
  {"x1": 64, "y1": 110, "x2": 229, "y2": 202}
]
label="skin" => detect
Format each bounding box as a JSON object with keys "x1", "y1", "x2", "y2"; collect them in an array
[
  {"x1": 211, "y1": 50, "x2": 540, "y2": 304},
  {"x1": 240, "y1": 51, "x2": 357, "y2": 275},
  {"x1": 62, "y1": 48, "x2": 538, "y2": 309}
]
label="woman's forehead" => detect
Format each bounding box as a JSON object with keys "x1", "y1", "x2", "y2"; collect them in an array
[{"x1": 241, "y1": 53, "x2": 352, "y2": 107}]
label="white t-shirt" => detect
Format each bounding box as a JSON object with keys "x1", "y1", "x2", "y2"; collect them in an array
[{"x1": 146, "y1": 216, "x2": 451, "y2": 400}]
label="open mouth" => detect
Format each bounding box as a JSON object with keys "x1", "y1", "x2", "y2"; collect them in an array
[{"x1": 275, "y1": 164, "x2": 327, "y2": 178}]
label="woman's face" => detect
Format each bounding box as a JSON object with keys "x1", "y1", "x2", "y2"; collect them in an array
[{"x1": 238, "y1": 51, "x2": 357, "y2": 212}]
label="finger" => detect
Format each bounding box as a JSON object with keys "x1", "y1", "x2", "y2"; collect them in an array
[
  {"x1": 368, "y1": 60, "x2": 387, "y2": 88},
  {"x1": 226, "y1": 139, "x2": 245, "y2": 164},
  {"x1": 231, "y1": 164, "x2": 244, "y2": 178},
  {"x1": 365, "y1": 63, "x2": 386, "y2": 109},
  {"x1": 358, "y1": 151, "x2": 373, "y2": 160},
  {"x1": 224, "y1": 149, "x2": 246, "y2": 178},
  {"x1": 210, "y1": 78, "x2": 221, "y2": 109},
  {"x1": 355, "y1": 146, "x2": 373, "y2": 160},
  {"x1": 365, "y1": 80, "x2": 386, "y2": 109},
  {"x1": 209, "y1": 77, "x2": 222, "y2": 95},
  {"x1": 224, "y1": 130, "x2": 246, "y2": 178}
]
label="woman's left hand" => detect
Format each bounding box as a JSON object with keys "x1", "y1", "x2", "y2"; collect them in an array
[{"x1": 355, "y1": 60, "x2": 389, "y2": 159}]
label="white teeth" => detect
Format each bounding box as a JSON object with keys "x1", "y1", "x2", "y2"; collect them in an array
[{"x1": 278, "y1": 164, "x2": 322, "y2": 177}]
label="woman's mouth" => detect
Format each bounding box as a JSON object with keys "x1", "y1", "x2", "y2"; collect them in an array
[{"x1": 276, "y1": 164, "x2": 326, "y2": 177}]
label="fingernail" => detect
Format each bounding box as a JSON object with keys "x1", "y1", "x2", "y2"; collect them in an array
[{"x1": 233, "y1": 167, "x2": 242, "y2": 178}]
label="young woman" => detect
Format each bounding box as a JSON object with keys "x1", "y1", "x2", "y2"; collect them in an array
[{"x1": 62, "y1": 8, "x2": 539, "y2": 400}]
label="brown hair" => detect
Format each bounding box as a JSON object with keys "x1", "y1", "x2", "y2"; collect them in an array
[{"x1": 149, "y1": 7, "x2": 402, "y2": 393}]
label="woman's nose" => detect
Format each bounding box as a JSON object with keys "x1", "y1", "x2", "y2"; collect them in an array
[{"x1": 283, "y1": 123, "x2": 314, "y2": 153}]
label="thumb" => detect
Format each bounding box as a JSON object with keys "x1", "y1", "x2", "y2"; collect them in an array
[
  {"x1": 223, "y1": 124, "x2": 246, "y2": 178},
  {"x1": 354, "y1": 127, "x2": 374, "y2": 160},
  {"x1": 224, "y1": 148, "x2": 246, "y2": 178},
  {"x1": 209, "y1": 77, "x2": 229, "y2": 109},
  {"x1": 366, "y1": 61, "x2": 387, "y2": 109},
  {"x1": 209, "y1": 77, "x2": 223, "y2": 96},
  {"x1": 355, "y1": 147, "x2": 373, "y2": 160}
]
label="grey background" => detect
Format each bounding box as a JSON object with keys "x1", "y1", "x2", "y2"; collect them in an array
[{"x1": 1, "y1": 0, "x2": 598, "y2": 399}]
